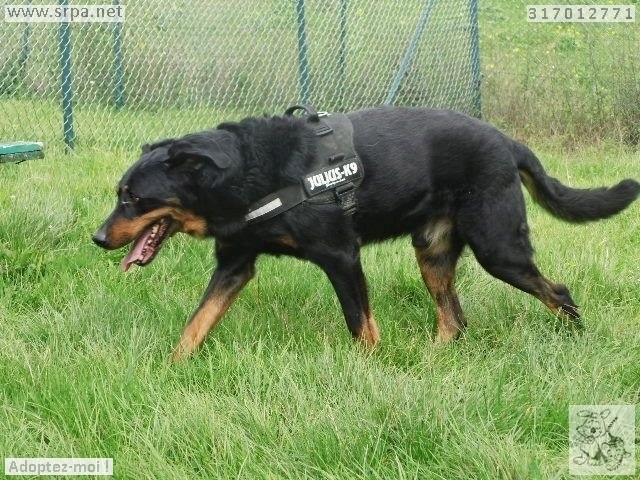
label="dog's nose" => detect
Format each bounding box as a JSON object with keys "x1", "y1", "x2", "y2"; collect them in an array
[{"x1": 92, "y1": 229, "x2": 108, "y2": 248}]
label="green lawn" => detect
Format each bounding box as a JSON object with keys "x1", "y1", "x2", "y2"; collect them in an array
[{"x1": 1, "y1": 142, "x2": 638, "y2": 478}]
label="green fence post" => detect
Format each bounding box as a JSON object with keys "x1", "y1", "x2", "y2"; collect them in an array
[
  {"x1": 384, "y1": 0, "x2": 436, "y2": 105},
  {"x1": 337, "y1": 0, "x2": 348, "y2": 110},
  {"x1": 295, "y1": 0, "x2": 310, "y2": 104},
  {"x1": 113, "y1": 0, "x2": 124, "y2": 109},
  {"x1": 469, "y1": 0, "x2": 482, "y2": 118},
  {"x1": 58, "y1": 0, "x2": 75, "y2": 149}
]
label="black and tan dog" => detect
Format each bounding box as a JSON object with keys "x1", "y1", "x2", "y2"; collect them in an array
[{"x1": 93, "y1": 106, "x2": 639, "y2": 360}]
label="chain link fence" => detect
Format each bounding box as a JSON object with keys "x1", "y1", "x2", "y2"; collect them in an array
[{"x1": 0, "y1": 0, "x2": 481, "y2": 151}]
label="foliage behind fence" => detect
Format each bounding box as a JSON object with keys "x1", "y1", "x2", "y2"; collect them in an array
[
  {"x1": 0, "y1": 0, "x2": 481, "y2": 150},
  {"x1": 480, "y1": 2, "x2": 640, "y2": 146}
]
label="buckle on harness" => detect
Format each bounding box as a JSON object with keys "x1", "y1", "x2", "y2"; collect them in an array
[{"x1": 335, "y1": 183, "x2": 357, "y2": 216}]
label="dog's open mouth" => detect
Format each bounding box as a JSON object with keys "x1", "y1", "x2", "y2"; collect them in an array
[{"x1": 121, "y1": 217, "x2": 174, "y2": 272}]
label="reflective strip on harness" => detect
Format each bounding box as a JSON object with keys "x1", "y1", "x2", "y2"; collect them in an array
[
  {"x1": 245, "y1": 197, "x2": 283, "y2": 221},
  {"x1": 243, "y1": 184, "x2": 306, "y2": 223}
]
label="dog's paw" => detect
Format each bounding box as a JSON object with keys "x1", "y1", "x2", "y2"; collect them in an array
[
  {"x1": 170, "y1": 343, "x2": 194, "y2": 363},
  {"x1": 561, "y1": 302, "x2": 581, "y2": 319}
]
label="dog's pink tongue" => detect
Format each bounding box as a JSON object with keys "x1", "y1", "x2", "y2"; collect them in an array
[{"x1": 120, "y1": 231, "x2": 151, "y2": 272}]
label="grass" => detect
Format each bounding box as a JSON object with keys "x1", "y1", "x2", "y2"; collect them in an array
[{"x1": 1, "y1": 140, "x2": 639, "y2": 478}]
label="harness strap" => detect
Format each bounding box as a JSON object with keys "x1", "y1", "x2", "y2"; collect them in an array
[
  {"x1": 244, "y1": 104, "x2": 363, "y2": 225},
  {"x1": 244, "y1": 185, "x2": 305, "y2": 223},
  {"x1": 244, "y1": 154, "x2": 363, "y2": 223}
]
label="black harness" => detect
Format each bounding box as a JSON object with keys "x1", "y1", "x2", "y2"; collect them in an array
[{"x1": 244, "y1": 105, "x2": 364, "y2": 224}]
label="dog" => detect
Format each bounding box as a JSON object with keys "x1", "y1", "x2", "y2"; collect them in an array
[{"x1": 93, "y1": 106, "x2": 639, "y2": 360}]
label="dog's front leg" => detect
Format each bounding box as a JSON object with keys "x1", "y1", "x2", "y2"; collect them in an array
[
  {"x1": 171, "y1": 243, "x2": 256, "y2": 361},
  {"x1": 310, "y1": 248, "x2": 380, "y2": 348}
]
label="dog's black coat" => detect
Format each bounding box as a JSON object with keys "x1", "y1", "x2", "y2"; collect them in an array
[{"x1": 94, "y1": 106, "x2": 640, "y2": 356}]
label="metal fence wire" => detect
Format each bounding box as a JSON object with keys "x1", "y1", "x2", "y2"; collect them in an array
[{"x1": 0, "y1": 0, "x2": 481, "y2": 150}]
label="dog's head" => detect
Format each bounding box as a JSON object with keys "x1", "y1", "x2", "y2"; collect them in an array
[{"x1": 93, "y1": 129, "x2": 240, "y2": 271}]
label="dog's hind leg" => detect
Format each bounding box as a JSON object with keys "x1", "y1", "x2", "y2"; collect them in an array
[
  {"x1": 460, "y1": 182, "x2": 581, "y2": 324},
  {"x1": 171, "y1": 243, "x2": 256, "y2": 362},
  {"x1": 412, "y1": 218, "x2": 467, "y2": 342},
  {"x1": 308, "y1": 247, "x2": 380, "y2": 348}
]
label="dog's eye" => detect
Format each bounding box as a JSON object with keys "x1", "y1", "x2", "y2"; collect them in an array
[{"x1": 121, "y1": 192, "x2": 140, "y2": 206}]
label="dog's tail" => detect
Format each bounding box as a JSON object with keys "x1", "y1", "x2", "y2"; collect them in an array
[{"x1": 512, "y1": 142, "x2": 640, "y2": 222}]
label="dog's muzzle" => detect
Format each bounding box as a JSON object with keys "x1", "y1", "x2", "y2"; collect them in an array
[{"x1": 92, "y1": 226, "x2": 109, "y2": 249}]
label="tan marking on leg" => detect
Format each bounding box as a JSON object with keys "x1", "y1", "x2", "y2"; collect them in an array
[
  {"x1": 422, "y1": 266, "x2": 462, "y2": 343},
  {"x1": 357, "y1": 312, "x2": 380, "y2": 348},
  {"x1": 171, "y1": 284, "x2": 245, "y2": 362},
  {"x1": 415, "y1": 245, "x2": 466, "y2": 343},
  {"x1": 433, "y1": 306, "x2": 460, "y2": 343}
]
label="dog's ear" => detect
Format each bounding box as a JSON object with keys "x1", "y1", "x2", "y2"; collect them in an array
[{"x1": 167, "y1": 131, "x2": 237, "y2": 169}]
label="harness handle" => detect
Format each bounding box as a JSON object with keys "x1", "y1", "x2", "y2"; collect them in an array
[
  {"x1": 284, "y1": 103, "x2": 332, "y2": 135},
  {"x1": 284, "y1": 104, "x2": 320, "y2": 122}
]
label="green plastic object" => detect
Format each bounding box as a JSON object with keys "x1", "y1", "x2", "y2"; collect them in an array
[{"x1": 0, "y1": 142, "x2": 44, "y2": 163}]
